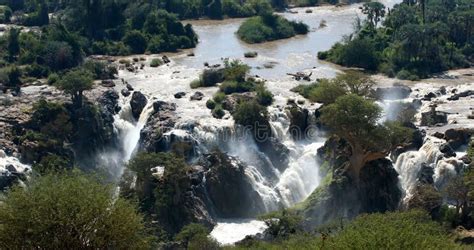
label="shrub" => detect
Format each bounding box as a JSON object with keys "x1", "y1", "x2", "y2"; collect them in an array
[
  {"x1": 396, "y1": 69, "x2": 419, "y2": 81},
  {"x1": 219, "y1": 80, "x2": 255, "y2": 94},
  {"x1": 47, "y1": 73, "x2": 60, "y2": 85},
  {"x1": 176, "y1": 223, "x2": 219, "y2": 249},
  {"x1": 213, "y1": 92, "x2": 226, "y2": 103},
  {"x1": 150, "y1": 58, "x2": 163, "y2": 67},
  {"x1": 200, "y1": 68, "x2": 224, "y2": 87},
  {"x1": 233, "y1": 100, "x2": 268, "y2": 128},
  {"x1": 212, "y1": 105, "x2": 225, "y2": 119},
  {"x1": 0, "y1": 173, "x2": 152, "y2": 249},
  {"x1": 206, "y1": 99, "x2": 216, "y2": 109},
  {"x1": 256, "y1": 85, "x2": 273, "y2": 106},
  {"x1": 190, "y1": 79, "x2": 202, "y2": 89}
]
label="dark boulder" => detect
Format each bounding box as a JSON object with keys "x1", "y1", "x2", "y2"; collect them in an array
[
  {"x1": 190, "y1": 91, "x2": 204, "y2": 101},
  {"x1": 444, "y1": 128, "x2": 472, "y2": 150},
  {"x1": 121, "y1": 88, "x2": 130, "y2": 97},
  {"x1": 448, "y1": 90, "x2": 474, "y2": 101},
  {"x1": 420, "y1": 106, "x2": 448, "y2": 126},
  {"x1": 422, "y1": 92, "x2": 437, "y2": 101},
  {"x1": 174, "y1": 92, "x2": 186, "y2": 99},
  {"x1": 287, "y1": 104, "x2": 309, "y2": 140},
  {"x1": 101, "y1": 79, "x2": 115, "y2": 87},
  {"x1": 130, "y1": 91, "x2": 148, "y2": 120},
  {"x1": 126, "y1": 83, "x2": 134, "y2": 91},
  {"x1": 202, "y1": 151, "x2": 266, "y2": 217},
  {"x1": 417, "y1": 163, "x2": 434, "y2": 184},
  {"x1": 439, "y1": 143, "x2": 456, "y2": 158}
]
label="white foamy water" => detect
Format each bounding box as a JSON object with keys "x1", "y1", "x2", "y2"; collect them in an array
[{"x1": 210, "y1": 219, "x2": 268, "y2": 245}]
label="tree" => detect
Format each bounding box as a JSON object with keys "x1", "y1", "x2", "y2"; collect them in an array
[
  {"x1": 443, "y1": 168, "x2": 474, "y2": 225},
  {"x1": 7, "y1": 28, "x2": 20, "y2": 61},
  {"x1": 360, "y1": 2, "x2": 386, "y2": 29},
  {"x1": 123, "y1": 30, "x2": 148, "y2": 54},
  {"x1": 333, "y1": 70, "x2": 375, "y2": 97},
  {"x1": 321, "y1": 94, "x2": 412, "y2": 182},
  {"x1": 56, "y1": 69, "x2": 94, "y2": 108},
  {"x1": 0, "y1": 173, "x2": 152, "y2": 249},
  {"x1": 308, "y1": 79, "x2": 346, "y2": 104}
]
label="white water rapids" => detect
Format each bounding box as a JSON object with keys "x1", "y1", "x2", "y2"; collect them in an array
[{"x1": 4, "y1": 0, "x2": 472, "y2": 246}]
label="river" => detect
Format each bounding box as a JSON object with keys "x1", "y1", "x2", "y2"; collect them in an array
[{"x1": 109, "y1": 0, "x2": 404, "y2": 245}]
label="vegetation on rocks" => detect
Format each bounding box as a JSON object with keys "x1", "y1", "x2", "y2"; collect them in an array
[
  {"x1": 318, "y1": 1, "x2": 473, "y2": 79},
  {"x1": 237, "y1": 13, "x2": 309, "y2": 43},
  {"x1": 236, "y1": 210, "x2": 460, "y2": 249}
]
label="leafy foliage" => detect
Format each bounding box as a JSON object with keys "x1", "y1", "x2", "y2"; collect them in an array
[
  {"x1": 0, "y1": 173, "x2": 152, "y2": 249},
  {"x1": 235, "y1": 210, "x2": 460, "y2": 249},
  {"x1": 237, "y1": 13, "x2": 309, "y2": 43},
  {"x1": 319, "y1": 1, "x2": 473, "y2": 78}
]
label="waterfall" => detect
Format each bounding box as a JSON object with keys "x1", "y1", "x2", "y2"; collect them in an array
[
  {"x1": 96, "y1": 98, "x2": 154, "y2": 181},
  {"x1": 393, "y1": 135, "x2": 468, "y2": 203}
]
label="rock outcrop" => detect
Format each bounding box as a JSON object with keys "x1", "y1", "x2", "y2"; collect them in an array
[
  {"x1": 202, "y1": 151, "x2": 266, "y2": 217},
  {"x1": 130, "y1": 91, "x2": 148, "y2": 120},
  {"x1": 287, "y1": 104, "x2": 310, "y2": 140},
  {"x1": 140, "y1": 101, "x2": 179, "y2": 153},
  {"x1": 421, "y1": 106, "x2": 448, "y2": 126}
]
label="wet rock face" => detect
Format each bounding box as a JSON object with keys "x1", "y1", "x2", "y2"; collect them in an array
[
  {"x1": 202, "y1": 151, "x2": 266, "y2": 218},
  {"x1": 439, "y1": 143, "x2": 456, "y2": 158},
  {"x1": 288, "y1": 104, "x2": 310, "y2": 140},
  {"x1": 256, "y1": 138, "x2": 290, "y2": 172},
  {"x1": 130, "y1": 91, "x2": 147, "y2": 120},
  {"x1": 140, "y1": 101, "x2": 178, "y2": 153},
  {"x1": 444, "y1": 128, "x2": 472, "y2": 150},
  {"x1": 421, "y1": 107, "x2": 448, "y2": 126},
  {"x1": 359, "y1": 159, "x2": 402, "y2": 213},
  {"x1": 374, "y1": 85, "x2": 412, "y2": 100},
  {"x1": 417, "y1": 163, "x2": 434, "y2": 184}
]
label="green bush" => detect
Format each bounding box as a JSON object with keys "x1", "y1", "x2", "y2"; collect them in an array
[
  {"x1": 190, "y1": 79, "x2": 202, "y2": 89},
  {"x1": 201, "y1": 68, "x2": 224, "y2": 87},
  {"x1": 219, "y1": 81, "x2": 255, "y2": 94},
  {"x1": 212, "y1": 105, "x2": 225, "y2": 119},
  {"x1": 150, "y1": 58, "x2": 163, "y2": 67},
  {"x1": 206, "y1": 99, "x2": 216, "y2": 109},
  {"x1": 238, "y1": 210, "x2": 460, "y2": 249},
  {"x1": 213, "y1": 92, "x2": 226, "y2": 103},
  {"x1": 0, "y1": 173, "x2": 152, "y2": 249},
  {"x1": 256, "y1": 85, "x2": 273, "y2": 106}
]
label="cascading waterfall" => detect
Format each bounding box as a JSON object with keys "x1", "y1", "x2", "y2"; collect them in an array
[
  {"x1": 96, "y1": 97, "x2": 155, "y2": 180},
  {"x1": 394, "y1": 135, "x2": 466, "y2": 203}
]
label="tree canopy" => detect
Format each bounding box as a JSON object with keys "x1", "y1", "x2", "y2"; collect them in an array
[
  {"x1": 0, "y1": 173, "x2": 152, "y2": 249},
  {"x1": 320, "y1": 94, "x2": 412, "y2": 181}
]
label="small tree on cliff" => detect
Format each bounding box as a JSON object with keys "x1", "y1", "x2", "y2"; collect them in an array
[
  {"x1": 57, "y1": 69, "x2": 94, "y2": 108},
  {"x1": 321, "y1": 94, "x2": 412, "y2": 182}
]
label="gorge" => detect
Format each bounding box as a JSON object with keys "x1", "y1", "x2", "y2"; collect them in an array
[{"x1": 0, "y1": 0, "x2": 473, "y2": 248}]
